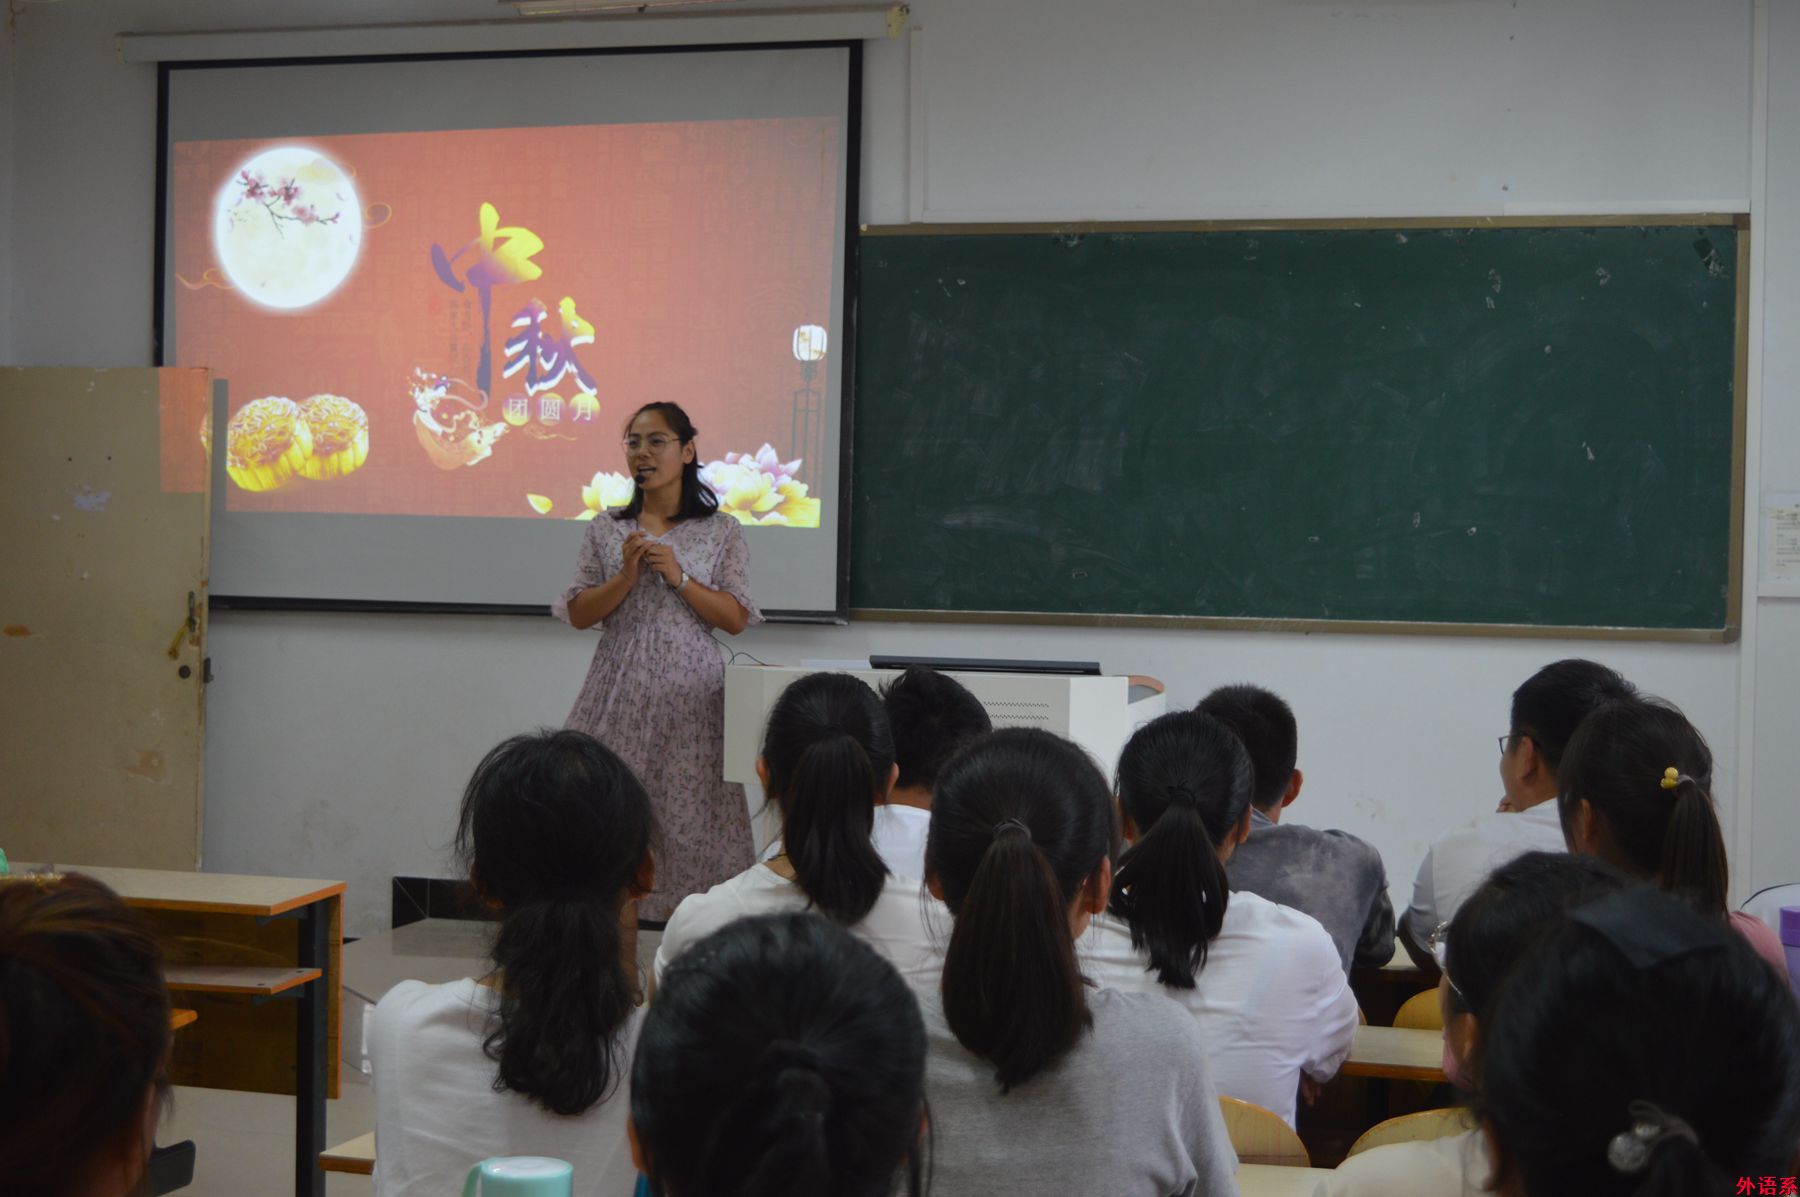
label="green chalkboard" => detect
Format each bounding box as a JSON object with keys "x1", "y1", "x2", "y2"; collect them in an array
[{"x1": 850, "y1": 222, "x2": 1743, "y2": 636}]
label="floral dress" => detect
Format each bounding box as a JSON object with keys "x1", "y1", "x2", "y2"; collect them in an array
[{"x1": 554, "y1": 512, "x2": 763, "y2": 920}]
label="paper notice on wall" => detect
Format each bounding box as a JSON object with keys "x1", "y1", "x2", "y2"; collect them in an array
[{"x1": 1761, "y1": 492, "x2": 1800, "y2": 597}]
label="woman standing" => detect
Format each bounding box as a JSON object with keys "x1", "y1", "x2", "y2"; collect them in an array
[{"x1": 555, "y1": 402, "x2": 760, "y2": 921}]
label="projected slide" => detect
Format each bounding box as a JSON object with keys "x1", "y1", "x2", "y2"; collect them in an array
[
  {"x1": 166, "y1": 119, "x2": 835, "y2": 528},
  {"x1": 160, "y1": 47, "x2": 853, "y2": 612}
]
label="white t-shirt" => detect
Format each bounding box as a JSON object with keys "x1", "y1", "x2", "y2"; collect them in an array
[
  {"x1": 1322, "y1": 1126, "x2": 1491, "y2": 1197},
  {"x1": 758, "y1": 804, "x2": 933, "y2": 880},
  {"x1": 654, "y1": 864, "x2": 945, "y2": 986},
  {"x1": 1406, "y1": 804, "x2": 1568, "y2": 944},
  {"x1": 369, "y1": 978, "x2": 641, "y2": 1197},
  {"x1": 1079, "y1": 891, "x2": 1360, "y2": 1127}
]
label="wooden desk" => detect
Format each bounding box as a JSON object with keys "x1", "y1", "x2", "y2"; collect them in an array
[
  {"x1": 1351, "y1": 936, "x2": 1435, "y2": 1027},
  {"x1": 15, "y1": 862, "x2": 343, "y2": 1197},
  {"x1": 1339, "y1": 1025, "x2": 1446, "y2": 1083},
  {"x1": 320, "y1": 1131, "x2": 375, "y2": 1176},
  {"x1": 1237, "y1": 1163, "x2": 1328, "y2": 1197}
]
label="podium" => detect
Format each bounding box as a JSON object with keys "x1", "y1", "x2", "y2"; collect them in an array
[{"x1": 723, "y1": 665, "x2": 1166, "y2": 785}]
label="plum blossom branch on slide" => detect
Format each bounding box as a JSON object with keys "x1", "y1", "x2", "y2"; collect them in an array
[{"x1": 232, "y1": 170, "x2": 341, "y2": 238}]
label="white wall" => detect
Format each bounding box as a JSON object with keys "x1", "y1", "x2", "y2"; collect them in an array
[{"x1": 9, "y1": 0, "x2": 1793, "y2": 937}]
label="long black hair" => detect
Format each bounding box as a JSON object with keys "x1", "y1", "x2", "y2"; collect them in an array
[
  {"x1": 926, "y1": 728, "x2": 1118, "y2": 1090},
  {"x1": 455, "y1": 729, "x2": 656, "y2": 1116},
  {"x1": 631, "y1": 912, "x2": 929, "y2": 1197},
  {"x1": 1480, "y1": 887, "x2": 1800, "y2": 1196},
  {"x1": 1110, "y1": 710, "x2": 1254, "y2": 988},
  {"x1": 1555, "y1": 696, "x2": 1730, "y2": 920},
  {"x1": 612, "y1": 401, "x2": 720, "y2": 522},
  {"x1": 763, "y1": 673, "x2": 894, "y2": 925}
]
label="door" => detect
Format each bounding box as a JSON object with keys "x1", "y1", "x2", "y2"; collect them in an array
[{"x1": 0, "y1": 367, "x2": 211, "y2": 868}]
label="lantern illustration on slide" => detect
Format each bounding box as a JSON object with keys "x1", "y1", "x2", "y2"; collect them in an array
[{"x1": 791, "y1": 324, "x2": 828, "y2": 485}]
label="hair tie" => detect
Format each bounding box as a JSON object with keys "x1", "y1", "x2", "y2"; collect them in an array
[
  {"x1": 1659, "y1": 767, "x2": 1682, "y2": 791},
  {"x1": 762, "y1": 1039, "x2": 831, "y2": 1123},
  {"x1": 1606, "y1": 1101, "x2": 1699, "y2": 1174},
  {"x1": 992, "y1": 818, "x2": 1032, "y2": 843},
  {"x1": 1165, "y1": 784, "x2": 1198, "y2": 806}
]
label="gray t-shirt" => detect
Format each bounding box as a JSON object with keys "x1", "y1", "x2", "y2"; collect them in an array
[
  {"x1": 1227, "y1": 812, "x2": 1395, "y2": 971},
  {"x1": 919, "y1": 985, "x2": 1239, "y2": 1197}
]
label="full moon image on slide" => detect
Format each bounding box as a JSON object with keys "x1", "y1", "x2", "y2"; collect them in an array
[{"x1": 213, "y1": 145, "x2": 362, "y2": 311}]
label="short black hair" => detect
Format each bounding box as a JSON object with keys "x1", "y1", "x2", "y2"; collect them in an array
[
  {"x1": 1509, "y1": 659, "x2": 1636, "y2": 774},
  {"x1": 1196, "y1": 684, "x2": 1297, "y2": 811},
  {"x1": 879, "y1": 667, "x2": 993, "y2": 792}
]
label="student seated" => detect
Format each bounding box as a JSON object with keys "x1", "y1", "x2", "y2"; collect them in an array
[
  {"x1": 629, "y1": 912, "x2": 928, "y2": 1197},
  {"x1": 370, "y1": 730, "x2": 652, "y2": 1197},
  {"x1": 1323, "y1": 851, "x2": 1624, "y2": 1197},
  {"x1": 1081, "y1": 710, "x2": 1359, "y2": 1128},
  {"x1": 1199, "y1": 683, "x2": 1395, "y2": 970},
  {"x1": 921, "y1": 728, "x2": 1238, "y2": 1196},
  {"x1": 656, "y1": 672, "x2": 944, "y2": 987},
  {"x1": 1557, "y1": 694, "x2": 1787, "y2": 970},
  {"x1": 0, "y1": 872, "x2": 171, "y2": 1197},
  {"x1": 1480, "y1": 887, "x2": 1800, "y2": 1195},
  {"x1": 875, "y1": 666, "x2": 993, "y2": 878},
  {"x1": 1405, "y1": 658, "x2": 1637, "y2": 959}
]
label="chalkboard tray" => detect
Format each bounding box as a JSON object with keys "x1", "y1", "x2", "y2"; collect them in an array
[{"x1": 850, "y1": 217, "x2": 1746, "y2": 640}]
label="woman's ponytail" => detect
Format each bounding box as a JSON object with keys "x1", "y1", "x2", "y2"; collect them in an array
[
  {"x1": 928, "y1": 729, "x2": 1118, "y2": 1091},
  {"x1": 456, "y1": 730, "x2": 656, "y2": 1116},
  {"x1": 715, "y1": 1048, "x2": 836, "y2": 1196},
  {"x1": 485, "y1": 893, "x2": 634, "y2": 1115},
  {"x1": 1657, "y1": 775, "x2": 1729, "y2": 920},
  {"x1": 1110, "y1": 712, "x2": 1253, "y2": 989},
  {"x1": 1558, "y1": 698, "x2": 1730, "y2": 922},
  {"x1": 941, "y1": 823, "x2": 1090, "y2": 1090},
  {"x1": 782, "y1": 731, "x2": 888, "y2": 925},
  {"x1": 762, "y1": 674, "x2": 895, "y2": 926},
  {"x1": 1109, "y1": 794, "x2": 1230, "y2": 988}
]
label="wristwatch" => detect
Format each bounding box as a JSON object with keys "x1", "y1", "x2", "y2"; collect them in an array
[{"x1": 676, "y1": 571, "x2": 691, "y2": 593}]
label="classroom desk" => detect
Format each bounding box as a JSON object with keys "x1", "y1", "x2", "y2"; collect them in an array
[
  {"x1": 320, "y1": 1131, "x2": 375, "y2": 1176},
  {"x1": 15, "y1": 862, "x2": 344, "y2": 1197},
  {"x1": 1350, "y1": 937, "x2": 1435, "y2": 1027},
  {"x1": 318, "y1": 1135, "x2": 1319, "y2": 1192},
  {"x1": 1237, "y1": 1164, "x2": 1328, "y2": 1197},
  {"x1": 1338, "y1": 1025, "x2": 1446, "y2": 1083}
]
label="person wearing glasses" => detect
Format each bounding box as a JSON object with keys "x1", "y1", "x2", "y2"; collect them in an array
[
  {"x1": 1322, "y1": 852, "x2": 1625, "y2": 1197},
  {"x1": 555, "y1": 401, "x2": 760, "y2": 923},
  {"x1": 1400, "y1": 659, "x2": 1636, "y2": 967}
]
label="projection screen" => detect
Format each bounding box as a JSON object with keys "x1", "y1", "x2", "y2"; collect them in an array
[{"x1": 158, "y1": 45, "x2": 857, "y2": 617}]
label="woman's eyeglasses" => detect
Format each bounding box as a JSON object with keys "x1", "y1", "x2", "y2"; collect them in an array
[{"x1": 623, "y1": 435, "x2": 679, "y2": 454}]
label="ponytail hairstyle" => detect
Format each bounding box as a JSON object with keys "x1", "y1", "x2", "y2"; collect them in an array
[
  {"x1": 1110, "y1": 711, "x2": 1254, "y2": 988},
  {"x1": 612, "y1": 401, "x2": 720, "y2": 522},
  {"x1": 762, "y1": 672, "x2": 894, "y2": 925},
  {"x1": 1479, "y1": 887, "x2": 1800, "y2": 1197},
  {"x1": 926, "y1": 728, "x2": 1119, "y2": 1090},
  {"x1": 1555, "y1": 697, "x2": 1729, "y2": 920},
  {"x1": 456, "y1": 729, "x2": 657, "y2": 1116},
  {"x1": 631, "y1": 912, "x2": 928, "y2": 1197},
  {"x1": 0, "y1": 872, "x2": 171, "y2": 1197}
]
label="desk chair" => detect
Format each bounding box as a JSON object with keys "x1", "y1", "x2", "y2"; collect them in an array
[
  {"x1": 1345, "y1": 1107, "x2": 1473, "y2": 1157},
  {"x1": 1393, "y1": 987, "x2": 1444, "y2": 1031},
  {"x1": 1219, "y1": 1096, "x2": 1311, "y2": 1166}
]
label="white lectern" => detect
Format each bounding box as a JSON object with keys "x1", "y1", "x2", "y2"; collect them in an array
[{"x1": 723, "y1": 665, "x2": 1167, "y2": 785}]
